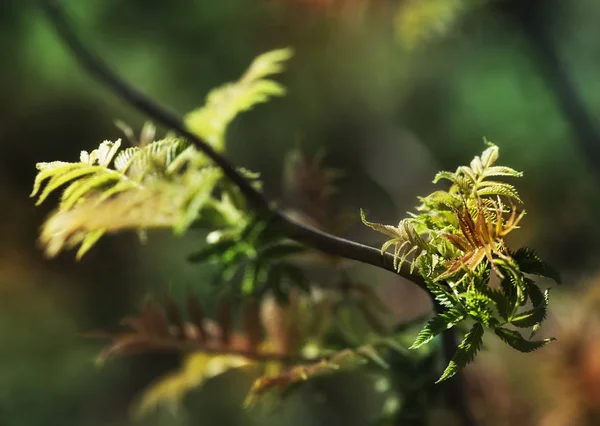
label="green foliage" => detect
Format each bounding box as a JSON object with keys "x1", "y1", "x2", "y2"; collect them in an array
[
  {"x1": 30, "y1": 48, "x2": 292, "y2": 259},
  {"x1": 436, "y1": 322, "x2": 484, "y2": 383},
  {"x1": 30, "y1": 45, "x2": 409, "y2": 417},
  {"x1": 184, "y1": 48, "x2": 293, "y2": 152},
  {"x1": 394, "y1": 0, "x2": 478, "y2": 49},
  {"x1": 30, "y1": 136, "x2": 225, "y2": 258},
  {"x1": 509, "y1": 289, "x2": 549, "y2": 328},
  {"x1": 362, "y1": 141, "x2": 560, "y2": 381},
  {"x1": 360, "y1": 210, "x2": 429, "y2": 273},
  {"x1": 409, "y1": 308, "x2": 465, "y2": 350},
  {"x1": 512, "y1": 247, "x2": 562, "y2": 284},
  {"x1": 188, "y1": 212, "x2": 311, "y2": 300},
  {"x1": 494, "y1": 327, "x2": 555, "y2": 353},
  {"x1": 30, "y1": 37, "x2": 561, "y2": 422},
  {"x1": 432, "y1": 142, "x2": 523, "y2": 204},
  {"x1": 426, "y1": 281, "x2": 457, "y2": 309}
]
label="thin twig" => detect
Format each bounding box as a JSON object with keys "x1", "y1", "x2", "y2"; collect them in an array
[
  {"x1": 43, "y1": 2, "x2": 474, "y2": 422},
  {"x1": 41, "y1": 0, "x2": 425, "y2": 287}
]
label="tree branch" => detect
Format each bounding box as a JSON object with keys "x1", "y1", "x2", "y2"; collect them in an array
[
  {"x1": 43, "y1": 3, "x2": 473, "y2": 423},
  {"x1": 41, "y1": 0, "x2": 425, "y2": 287}
]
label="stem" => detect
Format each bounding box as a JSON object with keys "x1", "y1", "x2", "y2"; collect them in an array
[{"x1": 41, "y1": 0, "x2": 425, "y2": 286}]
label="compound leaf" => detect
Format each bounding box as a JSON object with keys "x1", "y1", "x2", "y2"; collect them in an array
[
  {"x1": 512, "y1": 247, "x2": 561, "y2": 284},
  {"x1": 494, "y1": 327, "x2": 555, "y2": 353},
  {"x1": 510, "y1": 289, "x2": 549, "y2": 328},
  {"x1": 409, "y1": 308, "x2": 465, "y2": 350},
  {"x1": 437, "y1": 322, "x2": 484, "y2": 383}
]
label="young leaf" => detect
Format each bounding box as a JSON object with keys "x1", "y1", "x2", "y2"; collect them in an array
[
  {"x1": 426, "y1": 281, "x2": 457, "y2": 309},
  {"x1": 509, "y1": 289, "x2": 549, "y2": 328},
  {"x1": 436, "y1": 322, "x2": 484, "y2": 383},
  {"x1": 498, "y1": 272, "x2": 520, "y2": 321},
  {"x1": 475, "y1": 181, "x2": 522, "y2": 203},
  {"x1": 409, "y1": 308, "x2": 465, "y2": 350},
  {"x1": 494, "y1": 327, "x2": 555, "y2": 353},
  {"x1": 483, "y1": 287, "x2": 511, "y2": 322},
  {"x1": 525, "y1": 278, "x2": 545, "y2": 308},
  {"x1": 512, "y1": 247, "x2": 561, "y2": 284},
  {"x1": 133, "y1": 352, "x2": 253, "y2": 419},
  {"x1": 31, "y1": 136, "x2": 226, "y2": 258},
  {"x1": 187, "y1": 240, "x2": 238, "y2": 264},
  {"x1": 360, "y1": 209, "x2": 427, "y2": 272},
  {"x1": 184, "y1": 48, "x2": 293, "y2": 151},
  {"x1": 464, "y1": 292, "x2": 499, "y2": 329}
]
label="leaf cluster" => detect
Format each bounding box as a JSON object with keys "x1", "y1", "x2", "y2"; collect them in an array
[
  {"x1": 187, "y1": 146, "x2": 355, "y2": 301},
  {"x1": 30, "y1": 41, "x2": 562, "y2": 419},
  {"x1": 31, "y1": 48, "x2": 293, "y2": 259},
  {"x1": 362, "y1": 142, "x2": 560, "y2": 381},
  {"x1": 32, "y1": 47, "x2": 408, "y2": 417},
  {"x1": 93, "y1": 289, "x2": 401, "y2": 418}
]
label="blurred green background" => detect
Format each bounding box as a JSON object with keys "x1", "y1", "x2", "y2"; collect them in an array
[{"x1": 3, "y1": 0, "x2": 600, "y2": 425}]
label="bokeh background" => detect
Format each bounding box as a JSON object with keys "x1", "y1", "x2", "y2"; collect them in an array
[{"x1": 2, "y1": 0, "x2": 600, "y2": 425}]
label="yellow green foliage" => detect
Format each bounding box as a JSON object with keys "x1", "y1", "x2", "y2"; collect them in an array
[
  {"x1": 31, "y1": 137, "x2": 222, "y2": 258},
  {"x1": 184, "y1": 48, "x2": 293, "y2": 151},
  {"x1": 394, "y1": 0, "x2": 476, "y2": 49},
  {"x1": 30, "y1": 48, "x2": 293, "y2": 259},
  {"x1": 362, "y1": 141, "x2": 523, "y2": 280},
  {"x1": 361, "y1": 141, "x2": 559, "y2": 382},
  {"x1": 133, "y1": 352, "x2": 254, "y2": 418},
  {"x1": 92, "y1": 287, "x2": 399, "y2": 418}
]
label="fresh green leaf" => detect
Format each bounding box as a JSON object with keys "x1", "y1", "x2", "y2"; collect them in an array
[
  {"x1": 499, "y1": 272, "x2": 521, "y2": 320},
  {"x1": 437, "y1": 322, "x2": 484, "y2": 383},
  {"x1": 494, "y1": 327, "x2": 555, "y2": 353},
  {"x1": 187, "y1": 240, "x2": 238, "y2": 264},
  {"x1": 510, "y1": 289, "x2": 549, "y2": 328},
  {"x1": 184, "y1": 48, "x2": 293, "y2": 151},
  {"x1": 409, "y1": 308, "x2": 465, "y2": 350},
  {"x1": 525, "y1": 279, "x2": 545, "y2": 308},
  {"x1": 257, "y1": 242, "x2": 308, "y2": 261},
  {"x1": 512, "y1": 247, "x2": 561, "y2": 284},
  {"x1": 426, "y1": 281, "x2": 457, "y2": 309}
]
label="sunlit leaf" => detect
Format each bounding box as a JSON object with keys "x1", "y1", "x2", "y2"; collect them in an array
[
  {"x1": 436, "y1": 322, "x2": 484, "y2": 383},
  {"x1": 184, "y1": 48, "x2": 293, "y2": 151},
  {"x1": 510, "y1": 289, "x2": 549, "y2": 328},
  {"x1": 409, "y1": 308, "x2": 465, "y2": 350},
  {"x1": 494, "y1": 327, "x2": 555, "y2": 353}
]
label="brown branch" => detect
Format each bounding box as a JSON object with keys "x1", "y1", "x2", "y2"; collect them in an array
[
  {"x1": 42, "y1": 3, "x2": 472, "y2": 422},
  {"x1": 41, "y1": 0, "x2": 425, "y2": 287}
]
